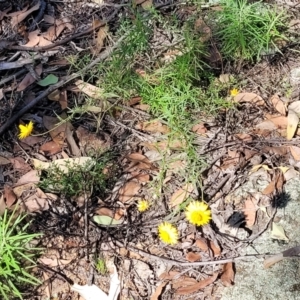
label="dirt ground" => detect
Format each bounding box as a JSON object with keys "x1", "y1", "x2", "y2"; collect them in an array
[{"x1": 1, "y1": 0, "x2": 300, "y2": 299}]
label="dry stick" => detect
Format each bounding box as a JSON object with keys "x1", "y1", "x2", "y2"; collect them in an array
[
  {"x1": 0, "y1": 36, "x2": 125, "y2": 137},
  {"x1": 114, "y1": 239, "x2": 266, "y2": 267}
]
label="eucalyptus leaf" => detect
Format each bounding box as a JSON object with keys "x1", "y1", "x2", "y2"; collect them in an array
[
  {"x1": 93, "y1": 215, "x2": 123, "y2": 226},
  {"x1": 37, "y1": 74, "x2": 58, "y2": 86}
]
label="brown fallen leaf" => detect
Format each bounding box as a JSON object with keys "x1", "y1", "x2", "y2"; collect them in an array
[
  {"x1": 150, "y1": 282, "x2": 167, "y2": 300},
  {"x1": 186, "y1": 252, "x2": 201, "y2": 262},
  {"x1": 39, "y1": 257, "x2": 72, "y2": 267},
  {"x1": 169, "y1": 183, "x2": 194, "y2": 208},
  {"x1": 127, "y1": 153, "x2": 153, "y2": 169},
  {"x1": 290, "y1": 145, "x2": 300, "y2": 161},
  {"x1": 243, "y1": 197, "x2": 257, "y2": 227},
  {"x1": 24, "y1": 30, "x2": 40, "y2": 47},
  {"x1": 192, "y1": 123, "x2": 207, "y2": 134},
  {"x1": 119, "y1": 181, "x2": 140, "y2": 203},
  {"x1": 195, "y1": 238, "x2": 209, "y2": 251},
  {"x1": 234, "y1": 92, "x2": 264, "y2": 106},
  {"x1": 287, "y1": 109, "x2": 299, "y2": 140},
  {"x1": 9, "y1": 157, "x2": 31, "y2": 173},
  {"x1": 4, "y1": 185, "x2": 17, "y2": 208},
  {"x1": 11, "y1": 2, "x2": 40, "y2": 27},
  {"x1": 17, "y1": 64, "x2": 43, "y2": 91},
  {"x1": 23, "y1": 188, "x2": 49, "y2": 212},
  {"x1": 74, "y1": 79, "x2": 106, "y2": 100},
  {"x1": 208, "y1": 240, "x2": 221, "y2": 257},
  {"x1": 43, "y1": 115, "x2": 67, "y2": 146},
  {"x1": 135, "y1": 120, "x2": 170, "y2": 134},
  {"x1": 265, "y1": 115, "x2": 288, "y2": 129},
  {"x1": 40, "y1": 141, "x2": 62, "y2": 155},
  {"x1": 43, "y1": 19, "x2": 66, "y2": 41},
  {"x1": 270, "y1": 94, "x2": 286, "y2": 115},
  {"x1": 16, "y1": 169, "x2": 40, "y2": 186},
  {"x1": 93, "y1": 24, "x2": 109, "y2": 54},
  {"x1": 175, "y1": 272, "x2": 218, "y2": 295},
  {"x1": 220, "y1": 262, "x2": 235, "y2": 286},
  {"x1": 262, "y1": 179, "x2": 276, "y2": 195}
]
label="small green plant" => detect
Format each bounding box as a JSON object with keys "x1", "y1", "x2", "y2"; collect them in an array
[
  {"x1": 39, "y1": 157, "x2": 112, "y2": 198},
  {"x1": 214, "y1": 0, "x2": 287, "y2": 61},
  {"x1": 95, "y1": 256, "x2": 107, "y2": 275},
  {"x1": 0, "y1": 209, "x2": 41, "y2": 300}
]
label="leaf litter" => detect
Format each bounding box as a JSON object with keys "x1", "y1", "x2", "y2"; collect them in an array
[{"x1": 1, "y1": 1, "x2": 300, "y2": 299}]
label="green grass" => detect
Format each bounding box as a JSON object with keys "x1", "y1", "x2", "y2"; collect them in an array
[
  {"x1": 214, "y1": 0, "x2": 287, "y2": 61},
  {"x1": 0, "y1": 209, "x2": 41, "y2": 300},
  {"x1": 64, "y1": 9, "x2": 234, "y2": 193}
]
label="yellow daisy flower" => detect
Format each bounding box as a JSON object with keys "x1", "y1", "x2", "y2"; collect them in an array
[
  {"x1": 158, "y1": 222, "x2": 179, "y2": 245},
  {"x1": 18, "y1": 121, "x2": 34, "y2": 139},
  {"x1": 230, "y1": 88, "x2": 239, "y2": 97},
  {"x1": 185, "y1": 201, "x2": 211, "y2": 226},
  {"x1": 137, "y1": 200, "x2": 150, "y2": 212}
]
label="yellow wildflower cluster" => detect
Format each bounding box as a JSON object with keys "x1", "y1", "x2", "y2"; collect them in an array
[{"x1": 158, "y1": 200, "x2": 211, "y2": 245}]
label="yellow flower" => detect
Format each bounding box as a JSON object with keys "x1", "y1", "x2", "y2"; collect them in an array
[
  {"x1": 158, "y1": 222, "x2": 179, "y2": 245},
  {"x1": 230, "y1": 88, "x2": 239, "y2": 97},
  {"x1": 137, "y1": 200, "x2": 150, "y2": 212},
  {"x1": 185, "y1": 201, "x2": 211, "y2": 226},
  {"x1": 18, "y1": 121, "x2": 34, "y2": 139}
]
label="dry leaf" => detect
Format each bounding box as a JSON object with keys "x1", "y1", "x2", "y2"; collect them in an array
[
  {"x1": 39, "y1": 257, "x2": 72, "y2": 267},
  {"x1": 74, "y1": 79, "x2": 105, "y2": 100},
  {"x1": 94, "y1": 25, "x2": 109, "y2": 54},
  {"x1": 17, "y1": 64, "x2": 43, "y2": 91},
  {"x1": 195, "y1": 238, "x2": 209, "y2": 251},
  {"x1": 119, "y1": 181, "x2": 140, "y2": 203},
  {"x1": 208, "y1": 240, "x2": 221, "y2": 257},
  {"x1": 175, "y1": 273, "x2": 218, "y2": 295},
  {"x1": 23, "y1": 188, "x2": 49, "y2": 212},
  {"x1": 270, "y1": 94, "x2": 286, "y2": 115},
  {"x1": 169, "y1": 183, "x2": 194, "y2": 208},
  {"x1": 243, "y1": 197, "x2": 257, "y2": 227},
  {"x1": 266, "y1": 115, "x2": 288, "y2": 128},
  {"x1": 271, "y1": 222, "x2": 289, "y2": 241},
  {"x1": 262, "y1": 180, "x2": 275, "y2": 195},
  {"x1": 135, "y1": 120, "x2": 170, "y2": 134},
  {"x1": 220, "y1": 262, "x2": 235, "y2": 286},
  {"x1": 9, "y1": 157, "x2": 31, "y2": 173},
  {"x1": 287, "y1": 109, "x2": 299, "y2": 140},
  {"x1": 11, "y1": 2, "x2": 40, "y2": 27},
  {"x1": 16, "y1": 169, "x2": 40, "y2": 185},
  {"x1": 43, "y1": 19, "x2": 66, "y2": 41},
  {"x1": 185, "y1": 252, "x2": 201, "y2": 262},
  {"x1": 40, "y1": 141, "x2": 62, "y2": 155},
  {"x1": 24, "y1": 30, "x2": 40, "y2": 47},
  {"x1": 150, "y1": 282, "x2": 167, "y2": 300},
  {"x1": 4, "y1": 185, "x2": 17, "y2": 208},
  {"x1": 127, "y1": 153, "x2": 153, "y2": 169},
  {"x1": 43, "y1": 115, "x2": 68, "y2": 145},
  {"x1": 141, "y1": 0, "x2": 153, "y2": 9},
  {"x1": 192, "y1": 123, "x2": 207, "y2": 134},
  {"x1": 234, "y1": 92, "x2": 264, "y2": 106},
  {"x1": 290, "y1": 146, "x2": 300, "y2": 161}
]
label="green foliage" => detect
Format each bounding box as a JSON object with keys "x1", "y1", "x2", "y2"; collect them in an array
[
  {"x1": 214, "y1": 0, "x2": 287, "y2": 61},
  {"x1": 39, "y1": 157, "x2": 112, "y2": 198},
  {"x1": 0, "y1": 209, "x2": 41, "y2": 300},
  {"x1": 95, "y1": 256, "x2": 107, "y2": 275}
]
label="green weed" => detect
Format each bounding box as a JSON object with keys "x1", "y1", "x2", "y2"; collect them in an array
[
  {"x1": 214, "y1": 0, "x2": 287, "y2": 61},
  {"x1": 95, "y1": 256, "x2": 107, "y2": 275},
  {"x1": 39, "y1": 157, "x2": 112, "y2": 198},
  {"x1": 0, "y1": 209, "x2": 41, "y2": 300}
]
